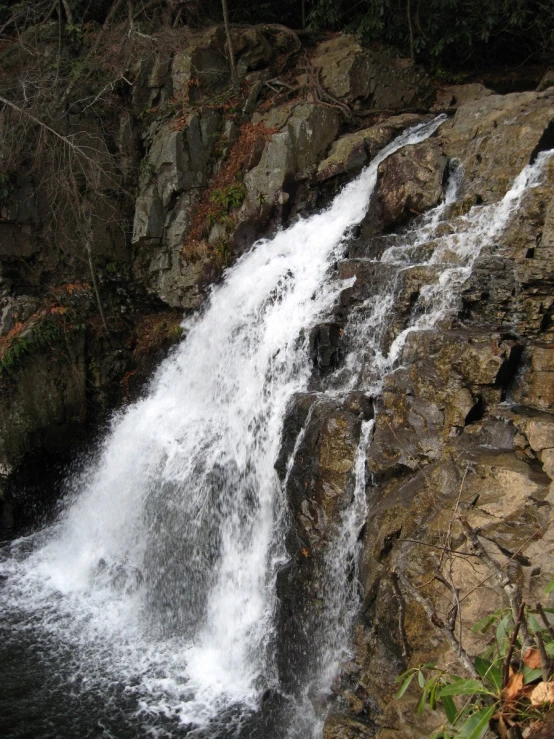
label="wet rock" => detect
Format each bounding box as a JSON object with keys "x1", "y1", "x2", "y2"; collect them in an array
[
  {"x1": 276, "y1": 397, "x2": 365, "y2": 691},
  {"x1": 310, "y1": 322, "x2": 341, "y2": 372},
  {"x1": 317, "y1": 114, "x2": 430, "y2": 181},
  {"x1": 376, "y1": 141, "x2": 447, "y2": 227},
  {"x1": 513, "y1": 343, "x2": 554, "y2": 411},
  {"x1": 0, "y1": 333, "x2": 87, "y2": 473}
]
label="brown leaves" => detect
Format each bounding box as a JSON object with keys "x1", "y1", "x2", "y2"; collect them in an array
[
  {"x1": 183, "y1": 122, "x2": 278, "y2": 253},
  {"x1": 528, "y1": 681, "x2": 554, "y2": 707},
  {"x1": 523, "y1": 648, "x2": 542, "y2": 670},
  {"x1": 502, "y1": 671, "x2": 525, "y2": 704}
]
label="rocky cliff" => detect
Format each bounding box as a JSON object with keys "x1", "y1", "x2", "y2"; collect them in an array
[
  {"x1": 279, "y1": 88, "x2": 554, "y2": 738},
  {"x1": 1, "y1": 23, "x2": 553, "y2": 738}
]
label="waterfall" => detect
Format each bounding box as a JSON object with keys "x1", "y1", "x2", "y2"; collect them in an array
[
  {"x1": 1, "y1": 113, "x2": 551, "y2": 737},
  {"x1": 0, "y1": 118, "x2": 445, "y2": 737}
]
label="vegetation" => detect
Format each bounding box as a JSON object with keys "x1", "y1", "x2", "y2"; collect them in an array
[
  {"x1": 182, "y1": 121, "x2": 275, "y2": 264},
  {"x1": 0, "y1": 283, "x2": 91, "y2": 376},
  {"x1": 397, "y1": 582, "x2": 554, "y2": 738},
  {"x1": 0, "y1": 1, "x2": 551, "y2": 74},
  {"x1": 301, "y1": 0, "x2": 554, "y2": 70}
]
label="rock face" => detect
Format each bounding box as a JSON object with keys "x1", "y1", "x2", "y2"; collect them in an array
[
  {"x1": 270, "y1": 88, "x2": 554, "y2": 738},
  {"x1": 0, "y1": 28, "x2": 436, "y2": 530},
  {"x1": 311, "y1": 36, "x2": 433, "y2": 111}
]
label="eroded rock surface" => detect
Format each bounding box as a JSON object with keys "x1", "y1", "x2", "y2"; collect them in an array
[{"x1": 270, "y1": 87, "x2": 554, "y2": 738}]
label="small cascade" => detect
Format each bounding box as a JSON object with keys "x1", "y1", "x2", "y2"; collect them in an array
[
  {"x1": 329, "y1": 150, "x2": 554, "y2": 395},
  {"x1": 291, "y1": 147, "x2": 554, "y2": 734}
]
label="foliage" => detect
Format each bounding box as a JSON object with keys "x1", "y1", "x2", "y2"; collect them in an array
[
  {"x1": 210, "y1": 182, "x2": 246, "y2": 212},
  {"x1": 397, "y1": 587, "x2": 554, "y2": 738},
  {"x1": 0, "y1": 1, "x2": 551, "y2": 73},
  {"x1": 183, "y1": 121, "x2": 275, "y2": 264},
  {"x1": 226, "y1": 0, "x2": 553, "y2": 71},
  {"x1": 0, "y1": 283, "x2": 91, "y2": 376},
  {"x1": 131, "y1": 312, "x2": 184, "y2": 360}
]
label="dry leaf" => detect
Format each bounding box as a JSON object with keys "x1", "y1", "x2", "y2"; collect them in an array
[
  {"x1": 502, "y1": 672, "x2": 525, "y2": 702},
  {"x1": 528, "y1": 681, "x2": 554, "y2": 706},
  {"x1": 523, "y1": 648, "x2": 542, "y2": 670}
]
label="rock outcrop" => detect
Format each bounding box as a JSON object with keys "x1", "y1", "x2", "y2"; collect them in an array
[{"x1": 271, "y1": 87, "x2": 554, "y2": 738}]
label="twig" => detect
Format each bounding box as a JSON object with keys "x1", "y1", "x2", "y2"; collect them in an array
[
  {"x1": 63, "y1": 0, "x2": 126, "y2": 100},
  {"x1": 396, "y1": 539, "x2": 481, "y2": 557},
  {"x1": 395, "y1": 570, "x2": 479, "y2": 678},
  {"x1": 221, "y1": 0, "x2": 239, "y2": 91},
  {"x1": 459, "y1": 517, "x2": 533, "y2": 648},
  {"x1": 459, "y1": 518, "x2": 553, "y2": 606},
  {"x1": 407, "y1": 0, "x2": 414, "y2": 60},
  {"x1": 391, "y1": 573, "x2": 411, "y2": 659},
  {"x1": 536, "y1": 631, "x2": 550, "y2": 682},
  {"x1": 503, "y1": 601, "x2": 524, "y2": 688},
  {"x1": 536, "y1": 602, "x2": 554, "y2": 641}
]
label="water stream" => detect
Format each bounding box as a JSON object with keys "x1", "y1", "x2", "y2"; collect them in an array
[{"x1": 0, "y1": 118, "x2": 551, "y2": 738}]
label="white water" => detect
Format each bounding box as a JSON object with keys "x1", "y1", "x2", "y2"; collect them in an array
[
  {"x1": 332, "y1": 150, "x2": 554, "y2": 395},
  {"x1": 0, "y1": 118, "x2": 447, "y2": 735}
]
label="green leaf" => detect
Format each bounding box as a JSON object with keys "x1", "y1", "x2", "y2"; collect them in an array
[
  {"x1": 496, "y1": 613, "x2": 511, "y2": 641},
  {"x1": 545, "y1": 580, "x2": 554, "y2": 594},
  {"x1": 528, "y1": 614, "x2": 542, "y2": 634},
  {"x1": 454, "y1": 704, "x2": 496, "y2": 739},
  {"x1": 396, "y1": 672, "x2": 415, "y2": 699},
  {"x1": 472, "y1": 614, "x2": 497, "y2": 634},
  {"x1": 442, "y1": 694, "x2": 458, "y2": 725},
  {"x1": 523, "y1": 667, "x2": 543, "y2": 684},
  {"x1": 430, "y1": 682, "x2": 439, "y2": 711},
  {"x1": 439, "y1": 679, "x2": 494, "y2": 697},
  {"x1": 418, "y1": 669, "x2": 426, "y2": 688},
  {"x1": 416, "y1": 689, "x2": 428, "y2": 715},
  {"x1": 474, "y1": 657, "x2": 502, "y2": 693}
]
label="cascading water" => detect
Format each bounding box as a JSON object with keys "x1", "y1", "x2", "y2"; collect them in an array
[
  {"x1": 0, "y1": 118, "x2": 447, "y2": 739},
  {"x1": 288, "y1": 147, "x2": 554, "y2": 736}
]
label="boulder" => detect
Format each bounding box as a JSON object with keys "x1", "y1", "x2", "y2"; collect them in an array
[
  {"x1": 243, "y1": 129, "x2": 296, "y2": 210},
  {"x1": 438, "y1": 88, "x2": 554, "y2": 202},
  {"x1": 376, "y1": 141, "x2": 447, "y2": 226},
  {"x1": 311, "y1": 35, "x2": 432, "y2": 111},
  {"x1": 170, "y1": 28, "x2": 228, "y2": 102},
  {"x1": 246, "y1": 102, "x2": 340, "y2": 208},
  {"x1": 317, "y1": 114, "x2": 430, "y2": 181},
  {"x1": 432, "y1": 83, "x2": 494, "y2": 111}
]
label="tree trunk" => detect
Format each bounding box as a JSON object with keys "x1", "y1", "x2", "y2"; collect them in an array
[
  {"x1": 221, "y1": 0, "x2": 239, "y2": 90},
  {"x1": 61, "y1": 0, "x2": 74, "y2": 25}
]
